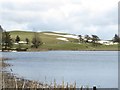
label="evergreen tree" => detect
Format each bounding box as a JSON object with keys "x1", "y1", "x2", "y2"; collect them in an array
[
  {"x1": 84, "y1": 35, "x2": 90, "y2": 43},
  {"x1": 15, "y1": 35, "x2": 20, "y2": 43},
  {"x1": 91, "y1": 35, "x2": 100, "y2": 46},
  {"x1": 78, "y1": 35, "x2": 84, "y2": 43},
  {"x1": 2, "y1": 31, "x2": 13, "y2": 49},
  {"x1": 25, "y1": 38, "x2": 29, "y2": 44},
  {"x1": 92, "y1": 35, "x2": 100, "y2": 43},
  {"x1": 113, "y1": 34, "x2": 120, "y2": 43},
  {"x1": 0, "y1": 25, "x2": 3, "y2": 45}
]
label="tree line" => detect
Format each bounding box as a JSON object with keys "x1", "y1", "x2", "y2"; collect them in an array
[
  {"x1": 78, "y1": 34, "x2": 120, "y2": 43},
  {"x1": 15, "y1": 33, "x2": 43, "y2": 48},
  {"x1": 78, "y1": 35, "x2": 100, "y2": 43},
  {"x1": 112, "y1": 34, "x2": 120, "y2": 43},
  {"x1": 1, "y1": 26, "x2": 43, "y2": 50}
]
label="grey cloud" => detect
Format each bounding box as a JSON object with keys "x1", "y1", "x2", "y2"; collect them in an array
[
  {"x1": 27, "y1": 19, "x2": 72, "y2": 32},
  {"x1": 0, "y1": 0, "x2": 118, "y2": 40},
  {"x1": 0, "y1": 1, "x2": 63, "y2": 12},
  {"x1": 92, "y1": 8, "x2": 117, "y2": 26},
  {"x1": 72, "y1": 7, "x2": 117, "y2": 27},
  {"x1": 1, "y1": 10, "x2": 40, "y2": 24},
  {"x1": 97, "y1": 25, "x2": 117, "y2": 40}
]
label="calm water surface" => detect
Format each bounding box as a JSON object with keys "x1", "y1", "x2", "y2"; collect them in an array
[{"x1": 2, "y1": 51, "x2": 118, "y2": 88}]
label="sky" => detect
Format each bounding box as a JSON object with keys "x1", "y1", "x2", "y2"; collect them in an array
[{"x1": 0, "y1": 0, "x2": 119, "y2": 40}]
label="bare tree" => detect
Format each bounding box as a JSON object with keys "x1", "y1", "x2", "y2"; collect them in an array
[{"x1": 31, "y1": 33, "x2": 42, "y2": 48}]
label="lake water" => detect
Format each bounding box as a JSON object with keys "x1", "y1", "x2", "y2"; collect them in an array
[{"x1": 2, "y1": 51, "x2": 118, "y2": 88}]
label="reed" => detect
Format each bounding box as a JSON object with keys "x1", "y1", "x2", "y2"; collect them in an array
[
  {"x1": 3, "y1": 71, "x2": 97, "y2": 90},
  {"x1": 54, "y1": 78, "x2": 56, "y2": 88},
  {"x1": 22, "y1": 80, "x2": 25, "y2": 89},
  {"x1": 14, "y1": 77, "x2": 18, "y2": 89}
]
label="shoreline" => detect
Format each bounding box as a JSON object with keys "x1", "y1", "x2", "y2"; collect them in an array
[
  {"x1": 1, "y1": 58, "x2": 87, "y2": 89},
  {"x1": 1, "y1": 58, "x2": 50, "y2": 89},
  {"x1": 1, "y1": 58, "x2": 78, "y2": 89},
  {"x1": 2, "y1": 71, "x2": 48, "y2": 88},
  {"x1": 1, "y1": 49, "x2": 119, "y2": 52}
]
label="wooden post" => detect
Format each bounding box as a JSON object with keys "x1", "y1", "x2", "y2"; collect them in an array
[
  {"x1": 93, "y1": 86, "x2": 96, "y2": 90},
  {"x1": 54, "y1": 79, "x2": 56, "y2": 89},
  {"x1": 80, "y1": 86, "x2": 83, "y2": 90}
]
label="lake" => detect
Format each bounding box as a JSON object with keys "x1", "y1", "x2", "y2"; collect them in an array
[{"x1": 2, "y1": 51, "x2": 118, "y2": 88}]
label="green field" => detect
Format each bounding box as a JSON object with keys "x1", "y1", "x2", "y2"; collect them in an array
[{"x1": 7, "y1": 31, "x2": 119, "y2": 51}]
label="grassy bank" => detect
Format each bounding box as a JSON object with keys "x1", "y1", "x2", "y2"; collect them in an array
[{"x1": 28, "y1": 43, "x2": 118, "y2": 51}]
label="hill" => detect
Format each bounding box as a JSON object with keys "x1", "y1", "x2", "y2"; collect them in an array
[
  {"x1": 9, "y1": 31, "x2": 78, "y2": 44},
  {"x1": 6, "y1": 31, "x2": 119, "y2": 51}
]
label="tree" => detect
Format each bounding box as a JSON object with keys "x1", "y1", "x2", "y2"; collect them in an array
[
  {"x1": 78, "y1": 35, "x2": 84, "y2": 43},
  {"x1": 0, "y1": 25, "x2": 3, "y2": 32},
  {"x1": 25, "y1": 38, "x2": 29, "y2": 44},
  {"x1": 2, "y1": 31, "x2": 13, "y2": 50},
  {"x1": 113, "y1": 34, "x2": 120, "y2": 43},
  {"x1": 31, "y1": 33, "x2": 42, "y2": 48},
  {"x1": 92, "y1": 35, "x2": 100, "y2": 43},
  {"x1": 84, "y1": 35, "x2": 90, "y2": 43},
  {"x1": 0, "y1": 25, "x2": 3, "y2": 45},
  {"x1": 15, "y1": 35, "x2": 20, "y2": 43},
  {"x1": 91, "y1": 35, "x2": 100, "y2": 46}
]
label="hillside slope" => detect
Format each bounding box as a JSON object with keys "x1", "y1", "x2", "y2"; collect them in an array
[
  {"x1": 9, "y1": 31, "x2": 79, "y2": 44},
  {"x1": 8, "y1": 31, "x2": 118, "y2": 51}
]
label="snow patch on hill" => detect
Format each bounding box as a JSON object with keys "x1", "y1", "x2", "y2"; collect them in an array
[
  {"x1": 44, "y1": 33, "x2": 79, "y2": 39},
  {"x1": 57, "y1": 38, "x2": 69, "y2": 41}
]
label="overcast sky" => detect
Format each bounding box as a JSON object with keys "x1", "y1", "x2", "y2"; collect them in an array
[{"x1": 0, "y1": 0, "x2": 119, "y2": 40}]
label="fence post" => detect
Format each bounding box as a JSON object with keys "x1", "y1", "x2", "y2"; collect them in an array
[{"x1": 93, "y1": 86, "x2": 96, "y2": 90}]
